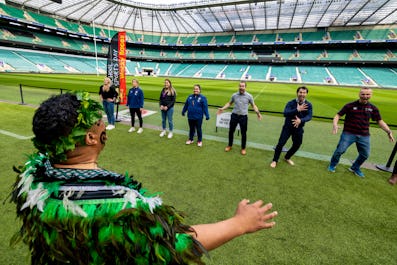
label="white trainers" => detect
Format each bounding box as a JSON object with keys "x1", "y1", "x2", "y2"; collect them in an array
[
  {"x1": 186, "y1": 140, "x2": 193, "y2": 145},
  {"x1": 167, "y1": 132, "x2": 173, "y2": 139},
  {"x1": 106, "y1": 124, "x2": 115, "y2": 130},
  {"x1": 159, "y1": 130, "x2": 166, "y2": 137},
  {"x1": 197, "y1": 141, "x2": 202, "y2": 147},
  {"x1": 128, "y1": 127, "x2": 135, "y2": 133},
  {"x1": 137, "y1": 128, "x2": 143, "y2": 134}
]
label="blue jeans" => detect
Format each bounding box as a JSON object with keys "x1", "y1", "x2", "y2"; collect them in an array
[
  {"x1": 330, "y1": 132, "x2": 370, "y2": 170},
  {"x1": 161, "y1": 107, "x2": 174, "y2": 131},
  {"x1": 102, "y1": 101, "x2": 115, "y2": 125}
]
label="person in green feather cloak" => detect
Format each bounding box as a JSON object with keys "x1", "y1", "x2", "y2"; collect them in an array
[{"x1": 10, "y1": 91, "x2": 277, "y2": 265}]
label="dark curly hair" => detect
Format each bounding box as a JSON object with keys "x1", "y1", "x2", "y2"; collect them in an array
[
  {"x1": 32, "y1": 92, "x2": 103, "y2": 162},
  {"x1": 33, "y1": 93, "x2": 80, "y2": 147}
]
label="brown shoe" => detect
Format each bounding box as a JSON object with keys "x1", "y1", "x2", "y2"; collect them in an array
[
  {"x1": 241, "y1": 149, "x2": 247, "y2": 155},
  {"x1": 388, "y1": 174, "x2": 397, "y2": 185},
  {"x1": 224, "y1": 146, "x2": 232, "y2": 152}
]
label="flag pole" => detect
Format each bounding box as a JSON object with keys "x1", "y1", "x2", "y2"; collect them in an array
[{"x1": 92, "y1": 19, "x2": 99, "y2": 76}]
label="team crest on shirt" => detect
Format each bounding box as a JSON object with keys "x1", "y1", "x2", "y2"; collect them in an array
[
  {"x1": 365, "y1": 108, "x2": 373, "y2": 112},
  {"x1": 353, "y1": 107, "x2": 357, "y2": 110}
]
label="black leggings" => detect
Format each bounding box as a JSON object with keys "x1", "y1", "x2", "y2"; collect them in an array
[{"x1": 129, "y1": 108, "x2": 143, "y2": 127}]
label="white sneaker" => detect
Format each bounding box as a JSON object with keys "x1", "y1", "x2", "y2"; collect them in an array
[
  {"x1": 128, "y1": 127, "x2": 135, "y2": 133},
  {"x1": 167, "y1": 132, "x2": 173, "y2": 139},
  {"x1": 159, "y1": 130, "x2": 166, "y2": 137},
  {"x1": 106, "y1": 125, "x2": 115, "y2": 130},
  {"x1": 186, "y1": 140, "x2": 193, "y2": 145},
  {"x1": 137, "y1": 128, "x2": 143, "y2": 134},
  {"x1": 197, "y1": 141, "x2": 202, "y2": 147}
]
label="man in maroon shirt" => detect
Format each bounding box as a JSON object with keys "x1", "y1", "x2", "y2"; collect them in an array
[{"x1": 328, "y1": 87, "x2": 394, "y2": 178}]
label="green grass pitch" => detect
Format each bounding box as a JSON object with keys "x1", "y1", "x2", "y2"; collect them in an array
[{"x1": 1, "y1": 73, "x2": 397, "y2": 264}]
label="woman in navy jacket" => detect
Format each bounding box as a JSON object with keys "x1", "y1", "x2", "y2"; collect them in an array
[
  {"x1": 159, "y1": 79, "x2": 176, "y2": 138},
  {"x1": 126, "y1": 79, "x2": 144, "y2": 134},
  {"x1": 182, "y1": 84, "x2": 210, "y2": 147}
]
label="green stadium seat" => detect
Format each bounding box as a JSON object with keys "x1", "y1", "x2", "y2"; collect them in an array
[
  {"x1": 195, "y1": 35, "x2": 214, "y2": 44},
  {"x1": 246, "y1": 65, "x2": 269, "y2": 80},
  {"x1": 298, "y1": 66, "x2": 329, "y2": 83},
  {"x1": 178, "y1": 63, "x2": 206, "y2": 77},
  {"x1": 214, "y1": 35, "x2": 233, "y2": 44},
  {"x1": 254, "y1": 33, "x2": 277, "y2": 42},
  {"x1": 234, "y1": 34, "x2": 254, "y2": 43},
  {"x1": 329, "y1": 30, "x2": 359, "y2": 41},
  {"x1": 221, "y1": 64, "x2": 247, "y2": 79},
  {"x1": 0, "y1": 48, "x2": 38, "y2": 72},
  {"x1": 200, "y1": 64, "x2": 226, "y2": 78},
  {"x1": 276, "y1": 33, "x2": 298, "y2": 42},
  {"x1": 357, "y1": 49, "x2": 388, "y2": 61},
  {"x1": 301, "y1": 31, "x2": 326, "y2": 41},
  {"x1": 0, "y1": 3, "x2": 25, "y2": 20},
  {"x1": 162, "y1": 35, "x2": 179, "y2": 45},
  {"x1": 232, "y1": 50, "x2": 256, "y2": 60},
  {"x1": 361, "y1": 67, "x2": 397, "y2": 88},
  {"x1": 327, "y1": 66, "x2": 367, "y2": 86},
  {"x1": 359, "y1": 29, "x2": 390, "y2": 40},
  {"x1": 178, "y1": 36, "x2": 196, "y2": 44},
  {"x1": 270, "y1": 65, "x2": 298, "y2": 81}
]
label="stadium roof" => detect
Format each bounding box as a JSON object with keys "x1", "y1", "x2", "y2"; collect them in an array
[{"x1": 6, "y1": 0, "x2": 397, "y2": 34}]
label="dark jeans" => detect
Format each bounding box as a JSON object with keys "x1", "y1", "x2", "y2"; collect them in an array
[
  {"x1": 129, "y1": 108, "x2": 143, "y2": 127},
  {"x1": 188, "y1": 119, "x2": 203, "y2": 142},
  {"x1": 229, "y1": 113, "x2": 248, "y2": 149},
  {"x1": 273, "y1": 125, "x2": 303, "y2": 162}
]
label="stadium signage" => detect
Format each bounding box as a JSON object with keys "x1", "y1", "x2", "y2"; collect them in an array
[
  {"x1": 216, "y1": 112, "x2": 240, "y2": 131},
  {"x1": 107, "y1": 31, "x2": 127, "y2": 104}
]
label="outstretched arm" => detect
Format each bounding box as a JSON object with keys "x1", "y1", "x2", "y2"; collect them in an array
[
  {"x1": 378, "y1": 120, "x2": 394, "y2": 142},
  {"x1": 191, "y1": 199, "x2": 277, "y2": 251},
  {"x1": 217, "y1": 102, "x2": 232, "y2": 115},
  {"x1": 251, "y1": 103, "x2": 262, "y2": 120}
]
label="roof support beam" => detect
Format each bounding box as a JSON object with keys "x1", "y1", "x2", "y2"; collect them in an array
[
  {"x1": 329, "y1": 0, "x2": 351, "y2": 26},
  {"x1": 303, "y1": 0, "x2": 316, "y2": 28},
  {"x1": 344, "y1": 0, "x2": 371, "y2": 25},
  {"x1": 377, "y1": 7, "x2": 397, "y2": 24},
  {"x1": 208, "y1": 7, "x2": 226, "y2": 32},
  {"x1": 361, "y1": 0, "x2": 391, "y2": 25},
  {"x1": 288, "y1": 0, "x2": 298, "y2": 29},
  {"x1": 316, "y1": 0, "x2": 334, "y2": 28}
]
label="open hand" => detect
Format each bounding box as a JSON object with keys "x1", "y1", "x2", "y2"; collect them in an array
[{"x1": 233, "y1": 199, "x2": 277, "y2": 234}]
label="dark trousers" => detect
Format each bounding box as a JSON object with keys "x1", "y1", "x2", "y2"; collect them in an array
[
  {"x1": 273, "y1": 125, "x2": 303, "y2": 162},
  {"x1": 229, "y1": 113, "x2": 248, "y2": 149},
  {"x1": 188, "y1": 119, "x2": 203, "y2": 142},
  {"x1": 129, "y1": 108, "x2": 143, "y2": 127},
  {"x1": 393, "y1": 160, "x2": 397, "y2": 174}
]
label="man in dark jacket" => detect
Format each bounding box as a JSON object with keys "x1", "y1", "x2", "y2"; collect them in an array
[
  {"x1": 270, "y1": 86, "x2": 313, "y2": 168},
  {"x1": 182, "y1": 84, "x2": 210, "y2": 147}
]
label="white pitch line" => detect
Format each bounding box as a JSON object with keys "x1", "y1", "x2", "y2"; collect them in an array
[
  {"x1": 254, "y1": 87, "x2": 266, "y2": 100},
  {"x1": 0, "y1": 129, "x2": 33, "y2": 140}
]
